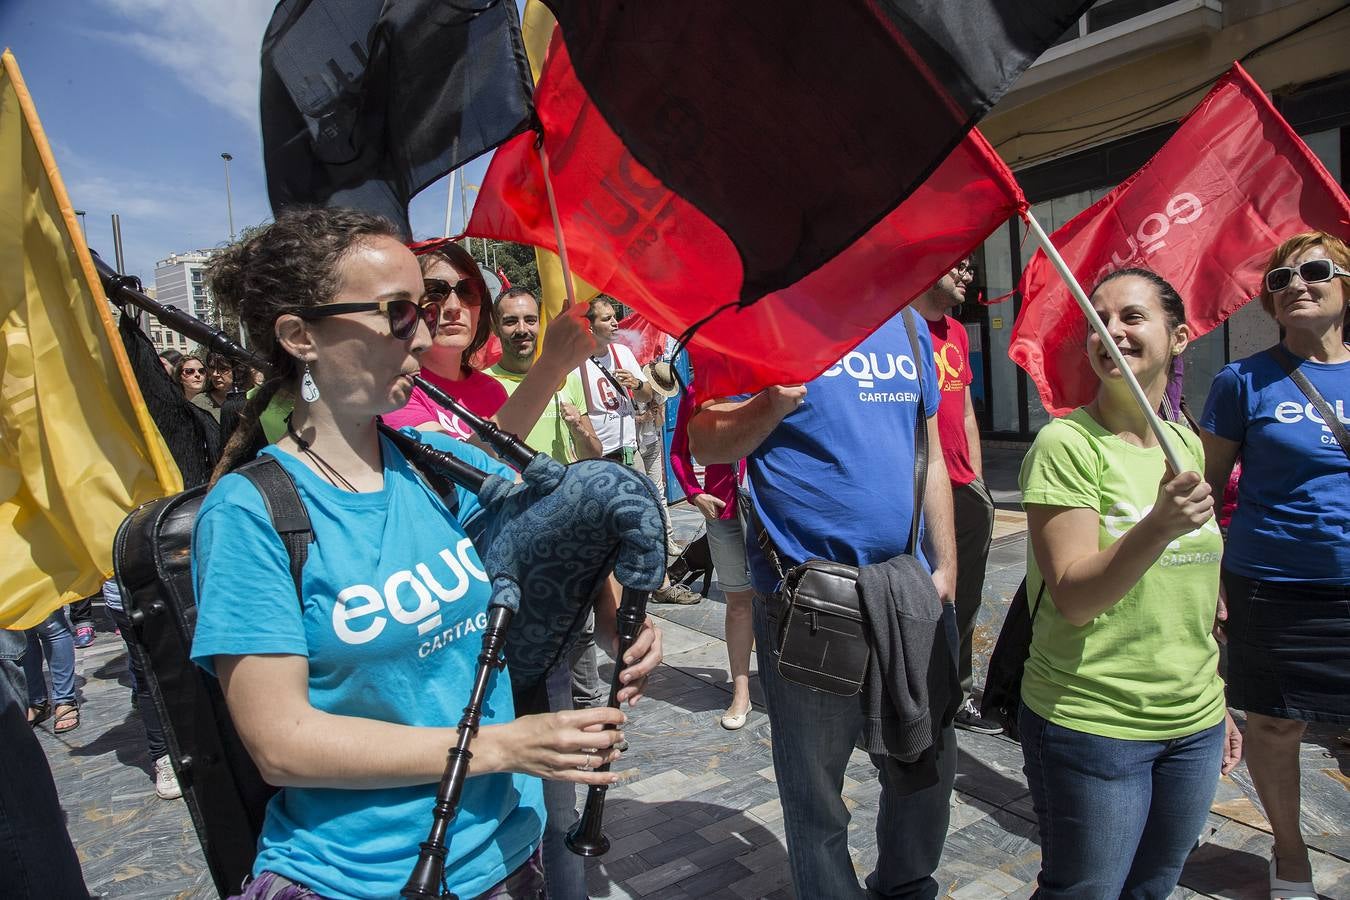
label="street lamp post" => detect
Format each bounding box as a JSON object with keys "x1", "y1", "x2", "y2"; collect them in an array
[
  {"x1": 73, "y1": 209, "x2": 87, "y2": 240},
  {"x1": 221, "y1": 152, "x2": 236, "y2": 242}
]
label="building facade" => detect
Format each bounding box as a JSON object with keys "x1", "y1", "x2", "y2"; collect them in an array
[
  {"x1": 967, "y1": 0, "x2": 1349, "y2": 439},
  {"x1": 150, "y1": 250, "x2": 214, "y2": 355}
]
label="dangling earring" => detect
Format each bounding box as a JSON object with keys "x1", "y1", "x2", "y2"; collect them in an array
[{"x1": 300, "y1": 362, "x2": 321, "y2": 403}]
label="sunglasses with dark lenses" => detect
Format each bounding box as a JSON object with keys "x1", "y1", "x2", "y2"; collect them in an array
[
  {"x1": 1264, "y1": 258, "x2": 1350, "y2": 293},
  {"x1": 180, "y1": 367, "x2": 204, "y2": 375},
  {"x1": 423, "y1": 277, "x2": 483, "y2": 305},
  {"x1": 294, "y1": 298, "x2": 439, "y2": 340}
]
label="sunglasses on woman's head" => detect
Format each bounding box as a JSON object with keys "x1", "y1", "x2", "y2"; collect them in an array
[
  {"x1": 292, "y1": 298, "x2": 440, "y2": 340},
  {"x1": 1264, "y1": 258, "x2": 1350, "y2": 293},
  {"x1": 423, "y1": 277, "x2": 483, "y2": 305}
]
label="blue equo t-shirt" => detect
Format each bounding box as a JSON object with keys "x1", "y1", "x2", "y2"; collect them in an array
[
  {"x1": 190, "y1": 431, "x2": 544, "y2": 900},
  {"x1": 1200, "y1": 350, "x2": 1350, "y2": 584},
  {"x1": 745, "y1": 310, "x2": 941, "y2": 594}
]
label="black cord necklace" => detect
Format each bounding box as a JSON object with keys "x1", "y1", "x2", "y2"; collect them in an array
[{"x1": 285, "y1": 414, "x2": 358, "y2": 492}]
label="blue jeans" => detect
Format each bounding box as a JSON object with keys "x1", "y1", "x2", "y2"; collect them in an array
[
  {"x1": 23, "y1": 608, "x2": 76, "y2": 706},
  {"x1": 0, "y1": 629, "x2": 89, "y2": 897},
  {"x1": 1020, "y1": 705, "x2": 1224, "y2": 899},
  {"x1": 754, "y1": 595, "x2": 956, "y2": 899},
  {"x1": 102, "y1": 580, "x2": 168, "y2": 759}
]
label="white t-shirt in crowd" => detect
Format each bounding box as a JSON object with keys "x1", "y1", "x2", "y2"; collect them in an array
[{"x1": 579, "y1": 343, "x2": 647, "y2": 455}]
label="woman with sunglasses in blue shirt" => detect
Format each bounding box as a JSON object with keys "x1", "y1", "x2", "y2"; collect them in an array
[
  {"x1": 192, "y1": 208, "x2": 658, "y2": 899},
  {"x1": 1199, "y1": 230, "x2": 1349, "y2": 900}
]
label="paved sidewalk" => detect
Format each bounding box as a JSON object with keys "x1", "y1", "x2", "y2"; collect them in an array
[{"x1": 30, "y1": 476, "x2": 1350, "y2": 898}]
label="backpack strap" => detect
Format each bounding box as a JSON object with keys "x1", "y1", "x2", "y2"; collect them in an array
[
  {"x1": 237, "y1": 457, "x2": 312, "y2": 598},
  {"x1": 901, "y1": 308, "x2": 928, "y2": 557}
]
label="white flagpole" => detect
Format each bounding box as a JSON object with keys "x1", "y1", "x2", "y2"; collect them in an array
[
  {"x1": 443, "y1": 169, "x2": 457, "y2": 237},
  {"x1": 1022, "y1": 211, "x2": 1186, "y2": 474},
  {"x1": 538, "y1": 144, "x2": 578, "y2": 311}
]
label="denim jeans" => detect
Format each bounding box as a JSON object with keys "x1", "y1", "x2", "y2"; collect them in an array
[
  {"x1": 1019, "y1": 705, "x2": 1224, "y2": 899},
  {"x1": 753, "y1": 595, "x2": 956, "y2": 899},
  {"x1": 0, "y1": 629, "x2": 89, "y2": 897},
  {"x1": 102, "y1": 579, "x2": 168, "y2": 759},
  {"x1": 23, "y1": 608, "x2": 76, "y2": 706},
  {"x1": 539, "y1": 662, "x2": 587, "y2": 900}
]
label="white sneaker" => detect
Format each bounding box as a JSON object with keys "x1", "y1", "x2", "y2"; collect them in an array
[{"x1": 154, "y1": 755, "x2": 182, "y2": 800}]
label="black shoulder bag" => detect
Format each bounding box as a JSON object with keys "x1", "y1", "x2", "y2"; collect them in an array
[{"x1": 753, "y1": 309, "x2": 929, "y2": 696}]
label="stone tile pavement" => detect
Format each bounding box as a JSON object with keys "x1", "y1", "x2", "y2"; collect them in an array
[{"x1": 28, "y1": 450, "x2": 1350, "y2": 898}]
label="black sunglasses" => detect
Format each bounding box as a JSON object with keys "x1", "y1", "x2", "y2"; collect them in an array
[
  {"x1": 1264, "y1": 257, "x2": 1350, "y2": 293},
  {"x1": 423, "y1": 277, "x2": 483, "y2": 305},
  {"x1": 292, "y1": 298, "x2": 439, "y2": 340}
]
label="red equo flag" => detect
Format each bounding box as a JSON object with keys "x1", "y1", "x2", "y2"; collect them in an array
[
  {"x1": 1012, "y1": 62, "x2": 1350, "y2": 417},
  {"x1": 469, "y1": 39, "x2": 1027, "y2": 401}
]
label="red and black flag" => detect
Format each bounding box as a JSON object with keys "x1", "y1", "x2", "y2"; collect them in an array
[
  {"x1": 469, "y1": 21, "x2": 1051, "y2": 400},
  {"x1": 260, "y1": 0, "x2": 533, "y2": 236},
  {"x1": 535, "y1": 0, "x2": 1093, "y2": 304}
]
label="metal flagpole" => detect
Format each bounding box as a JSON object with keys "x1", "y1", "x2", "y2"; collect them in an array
[
  {"x1": 444, "y1": 169, "x2": 457, "y2": 238},
  {"x1": 1022, "y1": 211, "x2": 1185, "y2": 473}
]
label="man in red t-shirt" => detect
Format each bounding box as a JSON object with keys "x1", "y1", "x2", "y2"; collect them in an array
[{"x1": 914, "y1": 258, "x2": 1000, "y2": 734}]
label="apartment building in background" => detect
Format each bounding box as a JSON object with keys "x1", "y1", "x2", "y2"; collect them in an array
[{"x1": 150, "y1": 250, "x2": 214, "y2": 355}]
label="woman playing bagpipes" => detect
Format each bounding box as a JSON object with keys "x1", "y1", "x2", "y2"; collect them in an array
[{"x1": 188, "y1": 208, "x2": 660, "y2": 899}]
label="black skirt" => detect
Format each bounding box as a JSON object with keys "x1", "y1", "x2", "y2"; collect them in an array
[{"x1": 1221, "y1": 568, "x2": 1350, "y2": 724}]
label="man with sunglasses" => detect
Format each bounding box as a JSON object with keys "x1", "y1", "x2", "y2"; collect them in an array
[{"x1": 913, "y1": 259, "x2": 1001, "y2": 736}]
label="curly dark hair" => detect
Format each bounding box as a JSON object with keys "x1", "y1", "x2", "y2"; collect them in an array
[
  {"x1": 205, "y1": 207, "x2": 402, "y2": 476},
  {"x1": 417, "y1": 241, "x2": 492, "y2": 371}
]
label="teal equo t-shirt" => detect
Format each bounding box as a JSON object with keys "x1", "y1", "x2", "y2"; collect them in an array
[
  {"x1": 1019, "y1": 410, "x2": 1226, "y2": 741},
  {"x1": 190, "y1": 431, "x2": 543, "y2": 899}
]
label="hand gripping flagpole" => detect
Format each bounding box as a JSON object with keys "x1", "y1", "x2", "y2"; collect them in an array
[{"x1": 1022, "y1": 211, "x2": 1186, "y2": 474}]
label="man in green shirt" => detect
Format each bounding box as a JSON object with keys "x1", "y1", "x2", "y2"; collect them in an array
[{"x1": 488, "y1": 287, "x2": 601, "y2": 463}]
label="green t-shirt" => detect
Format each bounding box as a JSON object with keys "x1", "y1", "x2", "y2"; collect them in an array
[
  {"x1": 1019, "y1": 409, "x2": 1226, "y2": 740},
  {"x1": 487, "y1": 364, "x2": 588, "y2": 463}
]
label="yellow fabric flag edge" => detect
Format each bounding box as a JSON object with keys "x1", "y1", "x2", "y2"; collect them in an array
[
  {"x1": 2, "y1": 49, "x2": 182, "y2": 500},
  {"x1": 519, "y1": 3, "x2": 600, "y2": 353}
]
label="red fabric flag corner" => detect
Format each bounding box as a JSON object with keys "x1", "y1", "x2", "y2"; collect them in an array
[{"x1": 1011, "y1": 62, "x2": 1350, "y2": 417}]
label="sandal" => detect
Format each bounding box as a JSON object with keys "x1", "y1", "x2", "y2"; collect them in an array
[
  {"x1": 51, "y1": 703, "x2": 80, "y2": 734},
  {"x1": 27, "y1": 700, "x2": 51, "y2": 727}
]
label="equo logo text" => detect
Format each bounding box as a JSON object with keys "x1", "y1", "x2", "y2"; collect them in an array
[
  {"x1": 823, "y1": 351, "x2": 918, "y2": 388},
  {"x1": 1091, "y1": 193, "x2": 1203, "y2": 285},
  {"x1": 331, "y1": 538, "x2": 486, "y2": 645}
]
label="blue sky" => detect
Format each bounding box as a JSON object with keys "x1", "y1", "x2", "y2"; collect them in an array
[{"x1": 1, "y1": 0, "x2": 495, "y2": 281}]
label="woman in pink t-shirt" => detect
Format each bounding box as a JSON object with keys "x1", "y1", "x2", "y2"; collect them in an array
[{"x1": 383, "y1": 240, "x2": 596, "y2": 449}]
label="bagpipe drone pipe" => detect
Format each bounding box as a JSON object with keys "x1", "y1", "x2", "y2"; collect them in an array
[{"x1": 97, "y1": 261, "x2": 666, "y2": 896}]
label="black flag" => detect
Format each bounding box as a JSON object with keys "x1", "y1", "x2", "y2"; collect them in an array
[
  {"x1": 540, "y1": 0, "x2": 1093, "y2": 302},
  {"x1": 261, "y1": 0, "x2": 534, "y2": 236}
]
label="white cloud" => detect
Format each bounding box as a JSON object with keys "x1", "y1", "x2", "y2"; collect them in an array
[
  {"x1": 54, "y1": 141, "x2": 270, "y2": 279},
  {"x1": 91, "y1": 0, "x2": 274, "y2": 128}
]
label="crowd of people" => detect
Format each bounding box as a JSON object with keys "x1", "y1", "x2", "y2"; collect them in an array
[{"x1": 5, "y1": 208, "x2": 1345, "y2": 900}]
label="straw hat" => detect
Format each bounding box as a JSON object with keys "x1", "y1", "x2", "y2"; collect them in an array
[{"x1": 644, "y1": 361, "x2": 681, "y2": 399}]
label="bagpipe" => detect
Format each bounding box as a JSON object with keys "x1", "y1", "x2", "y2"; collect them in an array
[{"x1": 97, "y1": 258, "x2": 666, "y2": 898}]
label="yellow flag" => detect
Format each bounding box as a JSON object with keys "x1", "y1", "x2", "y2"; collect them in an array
[
  {"x1": 521, "y1": 0, "x2": 599, "y2": 345},
  {"x1": 0, "y1": 50, "x2": 182, "y2": 629}
]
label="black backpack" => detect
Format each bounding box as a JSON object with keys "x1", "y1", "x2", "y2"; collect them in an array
[{"x1": 113, "y1": 457, "x2": 312, "y2": 898}]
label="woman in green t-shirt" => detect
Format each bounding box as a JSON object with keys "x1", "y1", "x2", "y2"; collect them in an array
[{"x1": 1019, "y1": 268, "x2": 1242, "y2": 899}]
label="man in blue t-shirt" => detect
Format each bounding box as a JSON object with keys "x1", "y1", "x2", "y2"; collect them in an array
[{"x1": 688, "y1": 308, "x2": 957, "y2": 898}]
